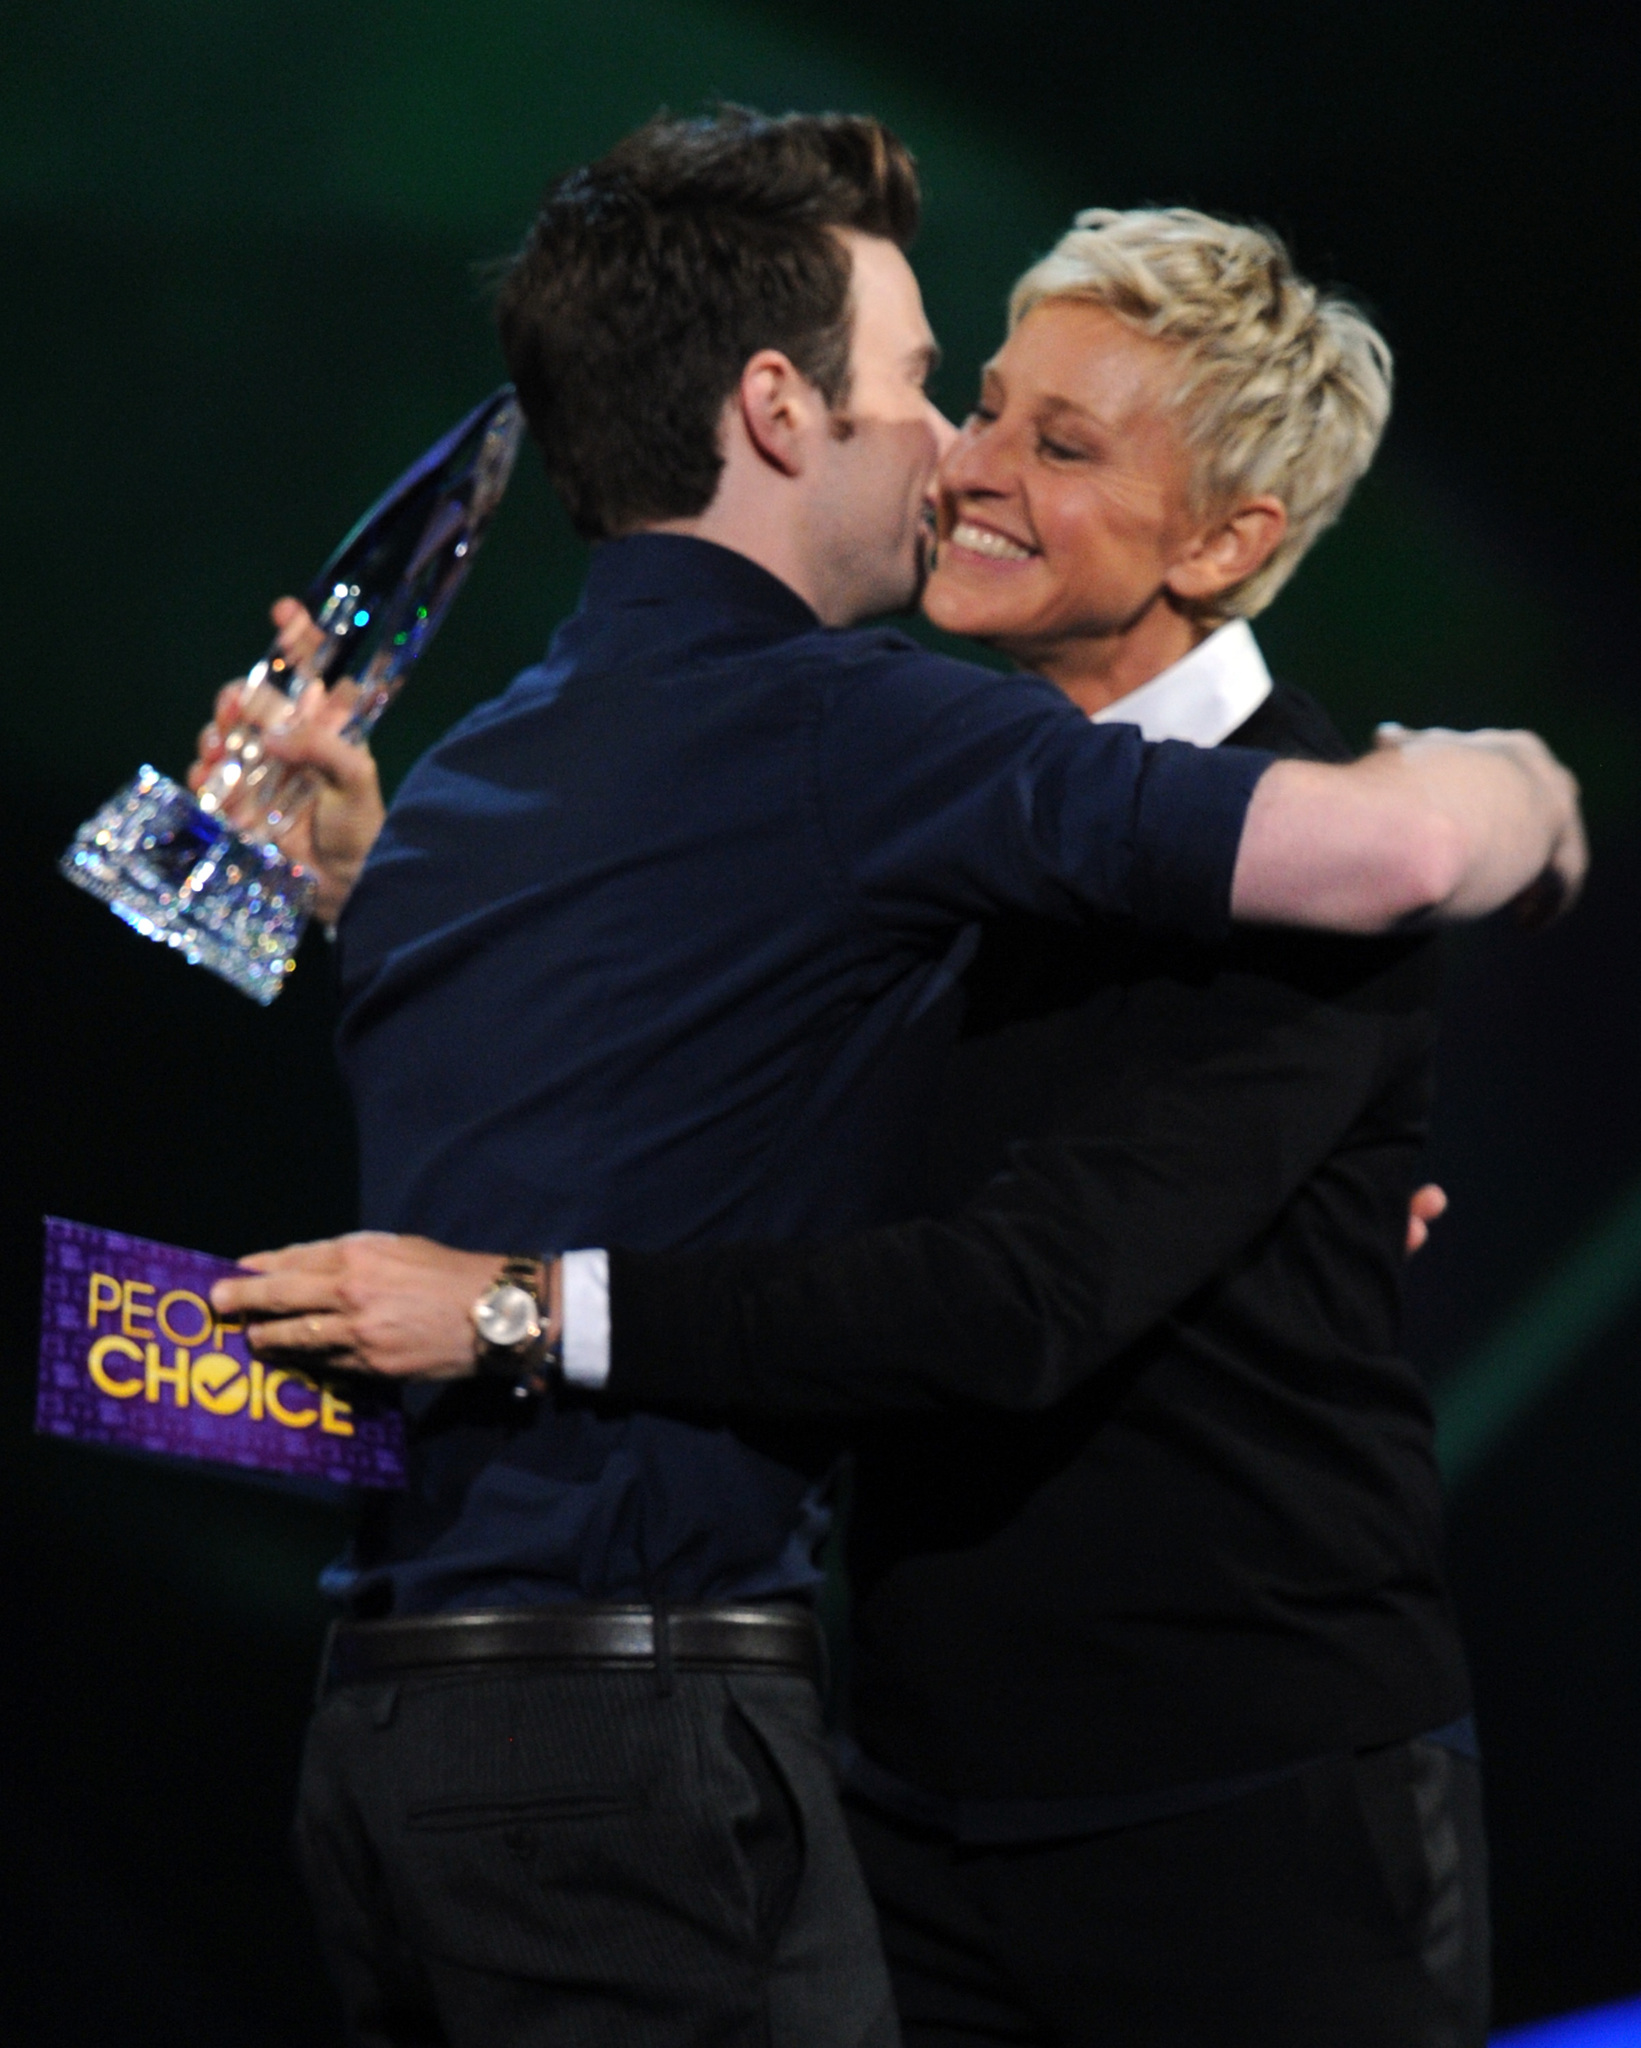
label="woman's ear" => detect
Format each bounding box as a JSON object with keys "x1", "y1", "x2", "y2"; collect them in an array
[{"x1": 1166, "y1": 496, "x2": 1288, "y2": 603}]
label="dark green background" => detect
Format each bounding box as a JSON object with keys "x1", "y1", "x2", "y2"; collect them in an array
[{"x1": 3, "y1": 2, "x2": 1638, "y2": 2037}]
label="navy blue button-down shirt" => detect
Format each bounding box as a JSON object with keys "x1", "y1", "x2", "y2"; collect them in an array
[{"x1": 329, "y1": 534, "x2": 1271, "y2": 1615}]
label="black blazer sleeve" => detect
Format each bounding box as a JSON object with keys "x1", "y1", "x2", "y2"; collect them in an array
[{"x1": 603, "y1": 922, "x2": 1432, "y2": 1420}]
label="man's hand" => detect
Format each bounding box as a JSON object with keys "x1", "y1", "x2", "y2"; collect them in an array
[
  {"x1": 1406, "y1": 1182, "x2": 1448, "y2": 1257},
  {"x1": 209, "y1": 1232, "x2": 525, "y2": 1380},
  {"x1": 187, "y1": 598, "x2": 387, "y2": 926},
  {"x1": 1231, "y1": 724, "x2": 1587, "y2": 933}
]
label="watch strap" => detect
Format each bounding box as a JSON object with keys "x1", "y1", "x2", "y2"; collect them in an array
[{"x1": 474, "y1": 1254, "x2": 562, "y2": 1392}]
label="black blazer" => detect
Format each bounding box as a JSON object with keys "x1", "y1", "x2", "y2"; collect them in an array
[{"x1": 605, "y1": 684, "x2": 1471, "y2": 1797}]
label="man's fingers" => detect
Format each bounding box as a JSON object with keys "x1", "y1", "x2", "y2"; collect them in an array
[
  {"x1": 263, "y1": 718, "x2": 377, "y2": 791},
  {"x1": 187, "y1": 682, "x2": 249, "y2": 788},
  {"x1": 259, "y1": 679, "x2": 376, "y2": 790},
  {"x1": 313, "y1": 680, "x2": 358, "y2": 734},
  {"x1": 271, "y1": 595, "x2": 324, "y2": 665}
]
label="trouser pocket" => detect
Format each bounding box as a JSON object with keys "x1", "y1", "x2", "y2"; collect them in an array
[{"x1": 724, "y1": 1693, "x2": 806, "y2": 1953}]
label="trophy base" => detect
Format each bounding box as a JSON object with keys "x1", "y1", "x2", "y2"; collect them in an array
[{"x1": 60, "y1": 766, "x2": 314, "y2": 1005}]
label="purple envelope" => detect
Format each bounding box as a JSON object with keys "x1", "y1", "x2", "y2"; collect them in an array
[{"x1": 36, "y1": 1216, "x2": 406, "y2": 1488}]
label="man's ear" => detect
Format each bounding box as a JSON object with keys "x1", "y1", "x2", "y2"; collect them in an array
[
  {"x1": 1165, "y1": 496, "x2": 1288, "y2": 604},
  {"x1": 735, "y1": 349, "x2": 825, "y2": 477}
]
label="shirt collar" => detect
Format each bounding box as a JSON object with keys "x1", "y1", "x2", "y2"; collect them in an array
[
  {"x1": 1088, "y1": 619, "x2": 1273, "y2": 746},
  {"x1": 582, "y1": 532, "x2": 820, "y2": 637}
]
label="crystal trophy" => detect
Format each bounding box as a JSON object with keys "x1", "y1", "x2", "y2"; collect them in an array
[{"x1": 61, "y1": 387, "x2": 524, "y2": 1004}]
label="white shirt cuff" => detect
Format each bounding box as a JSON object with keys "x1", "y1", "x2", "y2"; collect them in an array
[{"x1": 559, "y1": 1248, "x2": 611, "y2": 1388}]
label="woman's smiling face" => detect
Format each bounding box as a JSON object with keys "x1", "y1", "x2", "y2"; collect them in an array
[{"x1": 923, "y1": 300, "x2": 1210, "y2": 671}]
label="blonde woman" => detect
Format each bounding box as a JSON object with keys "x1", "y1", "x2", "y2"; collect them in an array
[{"x1": 589, "y1": 210, "x2": 1493, "y2": 2047}]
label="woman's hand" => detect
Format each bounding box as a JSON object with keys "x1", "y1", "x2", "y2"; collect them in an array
[
  {"x1": 1406, "y1": 1182, "x2": 1448, "y2": 1257},
  {"x1": 210, "y1": 1232, "x2": 510, "y2": 1380}
]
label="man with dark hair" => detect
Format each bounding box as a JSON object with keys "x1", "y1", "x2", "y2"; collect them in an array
[
  {"x1": 495, "y1": 108, "x2": 919, "y2": 541},
  {"x1": 210, "y1": 108, "x2": 1580, "y2": 2048}
]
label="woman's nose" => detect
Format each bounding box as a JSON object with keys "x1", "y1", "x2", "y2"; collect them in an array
[{"x1": 939, "y1": 415, "x2": 1010, "y2": 498}]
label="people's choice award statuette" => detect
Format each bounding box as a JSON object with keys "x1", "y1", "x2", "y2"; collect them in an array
[{"x1": 61, "y1": 388, "x2": 524, "y2": 1004}]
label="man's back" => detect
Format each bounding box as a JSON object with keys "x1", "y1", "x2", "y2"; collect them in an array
[
  {"x1": 341, "y1": 538, "x2": 952, "y2": 1257},
  {"x1": 331, "y1": 533, "x2": 1261, "y2": 1616}
]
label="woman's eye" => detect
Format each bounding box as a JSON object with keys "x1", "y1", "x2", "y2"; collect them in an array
[
  {"x1": 967, "y1": 404, "x2": 998, "y2": 426},
  {"x1": 1039, "y1": 436, "x2": 1086, "y2": 461}
]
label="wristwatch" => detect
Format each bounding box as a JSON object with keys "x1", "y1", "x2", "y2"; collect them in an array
[{"x1": 471, "y1": 1256, "x2": 558, "y2": 1390}]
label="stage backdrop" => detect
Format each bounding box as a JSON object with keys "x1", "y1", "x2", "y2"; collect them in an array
[{"x1": 3, "y1": 2, "x2": 1637, "y2": 2038}]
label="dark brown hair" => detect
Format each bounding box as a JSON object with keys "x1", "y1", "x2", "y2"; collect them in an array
[{"x1": 494, "y1": 108, "x2": 920, "y2": 539}]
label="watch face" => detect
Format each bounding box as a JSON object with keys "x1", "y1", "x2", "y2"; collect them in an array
[{"x1": 473, "y1": 1282, "x2": 541, "y2": 1350}]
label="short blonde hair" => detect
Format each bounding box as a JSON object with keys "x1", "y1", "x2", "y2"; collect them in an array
[{"x1": 1009, "y1": 207, "x2": 1392, "y2": 620}]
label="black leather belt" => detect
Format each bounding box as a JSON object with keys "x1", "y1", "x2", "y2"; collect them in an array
[{"x1": 322, "y1": 1602, "x2": 825, "y2": 1693}]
